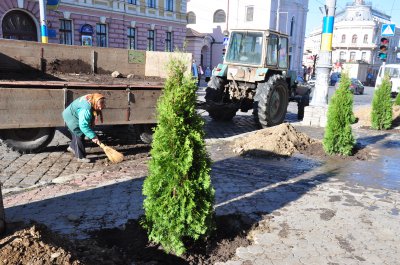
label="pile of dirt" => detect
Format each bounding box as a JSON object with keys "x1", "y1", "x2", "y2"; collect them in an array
[
  {"x1": 299, "y1": 142, "x2": 374, "y2": 161},
  {"x1": 0, "y1": 214, "x2": 257, "y2": 265},
  {"x1": 232, "y1": 123, "x2": 314, "y2": 157},
  {"x1": 0, "y1": 224, "x2": 82, "y2": 265},
  {"x1": 354, "y1": 105, "x2": 400, "y2": 128}
]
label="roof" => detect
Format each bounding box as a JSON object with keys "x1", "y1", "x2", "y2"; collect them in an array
[{"x1": 186, "y1": 28, "x2": 207, "y2": 38}]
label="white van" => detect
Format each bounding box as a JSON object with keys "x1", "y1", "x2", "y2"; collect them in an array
[{"x1": 375, "y1": 64, "x2": 400, "y2": 97}]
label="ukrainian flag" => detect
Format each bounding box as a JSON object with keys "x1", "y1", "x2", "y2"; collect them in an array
[{"x1": 47, "y1": 0, "x2": 60, "y2": 10}]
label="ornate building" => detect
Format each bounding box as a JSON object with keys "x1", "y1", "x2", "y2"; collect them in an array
[
  {"x1": 0, "y1": 0, "x2": 187, "y2": 51},
  {"x1": 304, "y1": 0, "x2": 400, "y2": 80},
  {"x1": 185, "y1": 0, "x2": 309, "y2": 75}
]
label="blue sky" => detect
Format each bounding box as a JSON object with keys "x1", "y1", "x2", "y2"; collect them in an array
[{"x1": 306, "y1": 0, "x2": 400, "y2": 35}]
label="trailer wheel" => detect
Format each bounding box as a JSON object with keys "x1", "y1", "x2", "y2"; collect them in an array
[
  {"x1": 0, "y1": 127, "x2": 55, "y2": 153},
  {"x1": 205, "y1": 76, "x2": 238, "y2": 121},
  {"x1": 254, "y1": 75, "x2": 289, "y2": 128}
]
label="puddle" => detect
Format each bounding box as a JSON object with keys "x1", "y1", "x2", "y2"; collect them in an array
[{"x1": 329, "y1": 148, "x2": 400, "y2": 191}]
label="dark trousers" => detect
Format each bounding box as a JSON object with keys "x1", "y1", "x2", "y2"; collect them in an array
[{"x1": 70, "y1": 133, "x2": 86, "y2": 159}]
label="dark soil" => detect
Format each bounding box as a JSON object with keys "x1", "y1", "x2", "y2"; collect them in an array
[
  {"x1": 0, "y1": 214, "x2": 257, "y2": 265},
  {"x1": 299, "y1": 141, "x2": 373, "y2": 161},
  {"x1": 0, "y1": 70, "x2": 165, "y2": 85}
]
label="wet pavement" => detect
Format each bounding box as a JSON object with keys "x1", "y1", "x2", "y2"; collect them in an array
[{"x1": 1, "y1": 89, "x2": 400, "y2": 264}]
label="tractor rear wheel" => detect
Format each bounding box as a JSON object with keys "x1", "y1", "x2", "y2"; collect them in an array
[{"x1": 253, "y1": 75, "x2": 289, "y2": 128}]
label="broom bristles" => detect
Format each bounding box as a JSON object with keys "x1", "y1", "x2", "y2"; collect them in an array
[{"x1": 99, "y1": 143, "x2": 124, "y2": 163}]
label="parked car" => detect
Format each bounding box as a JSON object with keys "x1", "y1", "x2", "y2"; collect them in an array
[
  {"x1": 335, "y1": 78, "x2": 364, "y2": 94},
  {"x1": 308, "y1": 76, "x2": 316, "y2": 87}
]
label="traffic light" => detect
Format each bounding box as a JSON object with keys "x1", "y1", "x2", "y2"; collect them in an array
[{"x1": 378, "y1": 37, "x2": 389, "y2": 61}]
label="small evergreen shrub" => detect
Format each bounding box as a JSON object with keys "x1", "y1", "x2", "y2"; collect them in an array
[
  {"x1": 323, "y1": 72, "x2": 355, "y2": 155},
  {"x1": 394, "y1": 92, "x2": 400, "y2": 106},
  {"x1": 371, "y1": 75, "x2": 392, "y2": 130},
  {"x1": 142, "y1": 56, "x2": 215, "y2": 255}
]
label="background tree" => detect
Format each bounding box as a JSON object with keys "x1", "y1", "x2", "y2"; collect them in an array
[
  {"x1": 142, "y1": 57, "x2": 215, "y2": 255},
  {"x1": 371, "y1": 75, "x2": 392, "y2": 130},
  {"x1": 323, "y1": 72, "x2": 355, "y2": 155}
]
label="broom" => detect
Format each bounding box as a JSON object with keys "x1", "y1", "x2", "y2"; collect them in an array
[{"x1": 98, "y1": 143, "x2": 124, "y2": 163}]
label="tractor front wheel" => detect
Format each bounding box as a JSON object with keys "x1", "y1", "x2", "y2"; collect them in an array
[{"x1": 205, "y1": 76, "x2": 238, "y2": 121}]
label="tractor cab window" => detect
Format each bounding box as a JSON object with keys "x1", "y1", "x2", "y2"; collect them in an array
[
  {"x1": 266, "y1": 34, "x2": 278, "y2": 66},
  {"x1": 225, "y1": 31, "x2": 263, "y2": 65},
  {"x1": 278, "y1": 37, "x2": 288, "y2": 68}
]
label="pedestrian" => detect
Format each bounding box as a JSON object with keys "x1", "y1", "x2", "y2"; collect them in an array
[
  {"x1": 204, "y1": 66, "x2": 212, "y2": 83},
  {"x1": 367, "y1": 72, "x2": 373, "y2": 86},
  {"x1": 62, "y1": 93, "x2": 106, "y2": 163},
  {"x1": 198, "y1": 64, "x2": 204, "y2": 86},
  {"x1": 192, "y1": 59, "x2": 199, "y2": 86}
]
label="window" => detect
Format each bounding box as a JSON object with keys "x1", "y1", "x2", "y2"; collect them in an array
[
  {"x1": 363, "y1": 34, "x2": 368, "y2": 43},
  {"x1": 246, "y1": 6, "x2": 254, "y2": 22},
  {"x1": 290, "y1": 17, "x2": 295, "y2": 37},
  {"x1": 128, "y1": 27, "x2": 136, "y2": 49},
  {"x1": 279, "y1": 37, "x2": 288, "y2": 68},
  {"x1": 147, "y1": 30, "x2": 155, "y2": 51},
  {"x1": 187, "y1": 12, "x2": 196, "y2": 24},
  {"x1": 361, "y1": 52, "x2": 367, "y2": 61},
  {"x1": 339, "y1": 51, "x2": 346, "y2": 61},
  {"x1": 96, "y1": 23, "x2": 107, "y2": 47},
  {"x1": 148, "y1": 0, "x2": 156, "y2": 8},
  {"x1": 267, "y1": 34, "x2": 278, "y2": 66},
  {"x1": 165, "y1": 0, "x2": 173, "y2": 11},
  {"x1": 341, "y1": 34, "x2": 346, "y2": 43},
  {"x1": 127, "y1": 0, "x2": 136, "y2": 4},
  {"x1": 59, "y1": 19, "x2": 72, "y2": 45},
  {"x1": 225, "y1": 31, "x2": 263, "y2": 65},
  {"x1": 213, "y1": 9, "x2": 226, "y2": 23},
  {"x1": 165, "y1": 31, "x2": 172, "y2": 52},
  {"x1": 350, "y1": 51, "x2": 356, "y2": 62},
  {"x1": 352, "y1": 34, "x2": 357, "y2": 44}
]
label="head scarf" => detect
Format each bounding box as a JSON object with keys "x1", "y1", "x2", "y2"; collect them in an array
[{"x1": 85, "y1": 93, "x2": 105, "y2": 124}]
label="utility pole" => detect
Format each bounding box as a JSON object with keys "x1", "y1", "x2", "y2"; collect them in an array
[
  {"x1": 302, "y1": 0, "x2": 336, "y2": 127},
  {"x1": 39, "y1": 0, "x2": 48, "y2": 43},
  {"x1": 310, "y1": 0, "x2": 336, "y2": 106}
]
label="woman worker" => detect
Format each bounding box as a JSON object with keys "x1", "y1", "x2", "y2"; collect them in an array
[{"x1": 62, "y1": 93, "x2": 106, "y2": 163}]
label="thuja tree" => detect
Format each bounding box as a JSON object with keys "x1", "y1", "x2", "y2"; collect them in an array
[
  {"x1": 142, "y1": 57, "x2": 215, "y2": 255},
  {"x1": 371, "y1": 75, "x2": 392, "y2": 130},
  {"x1": 323, "y1": 72, "x2": 356, "y2": 155}
]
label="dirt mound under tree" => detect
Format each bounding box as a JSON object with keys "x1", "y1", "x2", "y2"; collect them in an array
[
  {"x1": 232, "y1": 123, "x2": 314, "y2": 157},
  {"x1": 354, "y1": 105, "x2": 400, "y2": 128}
]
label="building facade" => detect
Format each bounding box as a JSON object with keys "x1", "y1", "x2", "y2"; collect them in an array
[
  {"x1": 304, "y1": 0, "x2": 400, "y2": 80},
  {"x1": 186, "y1": 0, "x2": 309, "y2": 75},
  {"x1": 0, "y1": 0, "x2": 187, "y2": 51}
]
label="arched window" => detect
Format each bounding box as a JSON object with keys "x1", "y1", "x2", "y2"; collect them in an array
[
  {"x1": 213, "y1": 9, "x2": 226, "y2": 23},
  {"x1": 363, "y1": 34, "x2": 368, "y2": 43},
  {"x1": 352, "y1": 34, "x2": 357, "y2": 44},
  {"x1": 187, "y1": 12, "x2": 196, "y2": 24},
  {"x1": 2, "y1": 10, "x2": 37, "y2": 41},
  {"x1": 290, "y1": 17, "x2": 295, "y2": 36},
  {"x1": 341, "y1": 34, "x2": 346, "y2": 43}
]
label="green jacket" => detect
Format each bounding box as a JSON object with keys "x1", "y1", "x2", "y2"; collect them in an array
[{"x1": 62, "y1": 96, "x2": 97, "y2": 139}]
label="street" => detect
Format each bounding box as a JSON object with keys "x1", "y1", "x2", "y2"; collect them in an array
[{"x1": 1, "y1": 85, "x2": 400, "y2": 264}]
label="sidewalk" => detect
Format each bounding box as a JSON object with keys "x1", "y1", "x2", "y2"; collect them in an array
[{"x1": 2, "y1": 112, "x2": 400, "y2": 264}]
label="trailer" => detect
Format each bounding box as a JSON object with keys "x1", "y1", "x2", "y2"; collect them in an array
[
  {"x1": 0, "y1": 39, "x2": 192, "y2": 153},
  {"x1": 0, "y1": 80, "x2": 163, "y2": 153}
]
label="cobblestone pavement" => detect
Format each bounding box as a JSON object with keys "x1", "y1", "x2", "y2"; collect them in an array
[{"x1": 1, "y1": 89, "x2": 400, "y2": 264}]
